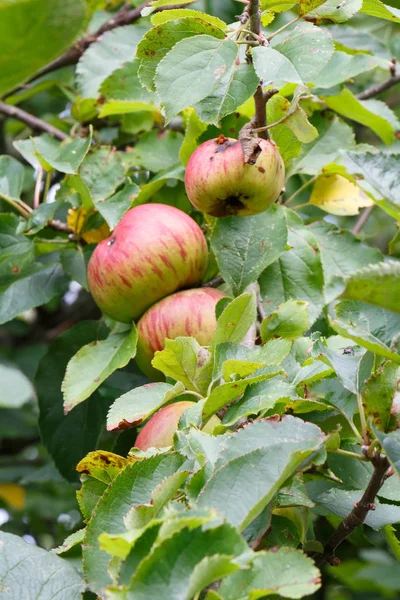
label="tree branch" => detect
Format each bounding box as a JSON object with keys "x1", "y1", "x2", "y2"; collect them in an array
[
  {"x1": 200, "y1": 275, "x2": 224, "y2": 288},
  {"x1": 0, "y1": 101, "x2": 68, "y2": 140},
  {"x1": 356, "y1": 67, "x2": 400, "y2": 100},
  {"x1": 315, "y1": 454, "x2": 390, "y2": 566},
  {"x1": 351, "y1": 206, "x2": 374, "y2": 236}
]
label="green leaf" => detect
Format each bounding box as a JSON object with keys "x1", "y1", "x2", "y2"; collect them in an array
[
  {"x1": 152, "y1": 338, "x2": 212, "y2": 395},
  {"x1": 211, "y1": 205, "x2": 288, "y2": 295},
  {"x1": 128, "y1": 130, "x2": 183, "y2": 172},
  {"x1": 94, "y1": 180, "x2": 139, "y2": 230},
  {"x1": 363, "y1": 361, "x2": 399, "y2": 432},
  {"x1": 14, "y1": 133, "x2": 91, "y2": 174},
  {"x1": 155, "y1": 35, "x2": 238, "y2": 122},
  {"x1": 100, "y1": 59, "x2": 156, "y2": 104},
  {"x1": 0, "y1": 261, "x2": 68, "y2": 326},
  {"x1": 223, "y1": 378, "x2": 298, "y2": 426},
  {"x1": 313, "y1": 51, "x2": 385, "y2": 88},
  {"x1": 213, "y1": 293, "x2": 257, "y2": 347},
  {"x1": 79, "y1": 147, "x2": 125, "y2": 204},
  {"x1": 0, "y1": 531, "x2": 84, "y2": 599},
  {"x1": 63, "y1": 323, "x2": 138, "y2": 412},
  {"x1": 259, "y1": 212, "x2": 325, "y2": 326},
  {"x1": 142, "y1": 0, "x2": 197, "y2": 16},
  {"x1": 290, "y1": 116, "x2": 355, "y2": 176},
  {"x1": 311, "y1": 336, "x2": 373, "y2": 395},
  {"x1": 180, "y1": 108, "x2": 208, "y2": 166},
  {"x1": 324, "y1": 88, "x2": 395, "y2": 145},
  {"x1": 219, "y1": 547, "x2": 321, "y2": 599},
  {"x1": 151, "y1": 9, "x2": 227, "y2": 29},
  {"x1": 308, "y1": 221, "x2": 382, "y2": 304},
  {"x1": 126, "y1": 523, "x2": 246, "y2": 598},
  {"x1": 310, "y1": 487, "x2": 400, "y2": 529},
  {"x1": 261, "y1": 300, "x2": 309, "y2": 342},
  {"x1": 0, "y1": 0, "x2": 87, "y2": 96},
  {"x1": 341, "y1": 261, "x2": 400, "y2": 314},
  {"x1": 0, "y1": 223, "x2": 35, "y2": 278},
  {"x1": 274, "y1": 22, "x2": 334, "y2": 83},
  {"x1": 360, "y1": 0, "x2": 400, "y2": 22},
  {"x1": 252, "y1": 46, "x2": 303, "y2": 84},
  {"x1": 37, "y1": 321, "x2": 119, "y2": 481},
  {"x1": 0, "y1": 360, "x2": 35, "y2": 408},
  {"x1": 195, "y1": 63, "x2": 259, "y2": 125},
  {"x1": 344, "y1": 151, "x2": 400, "y2": 220},
  {"x1": 0, "y1": 156, "x2": 25, "y2": 203},
  {"x1": 137, "y1": 17, "x2": 225, "y2": 92},
  {"x1": 107, "y1": 381, "x2": 185, "y2": 431},
  {"x1": 309, "y1": 0, "x2": 362, "y2": 22},
  {"x1": 373, "y1": 428, "x2": 400, "y2": 477},
  {"x1": 60, "y1": 246, "x2": 92, "y2": 290},
  {"x1": 77, "y1": 25, "x2": 145, "y2": 98},
  {"x1": 267, "y1": 95, "x2": 302, "y2": 166},
  {"x1": 299, "y1": 0, "x2": 327, "y2": 14},
  {"x1": 83, "y1": 453, "x2": 185, "y2": 594},
  {"x1": 203, "y1": 367, "x2": 283, "y2": 420},
  {"x1": 221, "y1": 339, "x2": 292, "y2": 380},
  {"x1": 330, "y1": 301, "x2": 400, "y2": 365},
  {"x1": 197, "y1": 416, "x2": 325, "y2": 529}
]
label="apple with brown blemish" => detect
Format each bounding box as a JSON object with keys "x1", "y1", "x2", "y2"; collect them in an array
[
  {"x1": 184, "y1": 135, "x2": 285, "y2": 217},
  {"x1": 87, "y1": 204, "x2": 209, "y2": 322},
  {"x1": 135, "y1": 400, "x2": 220, "y2": 450},
  {"x1": 135, "y1": 287, "x2": 226, "y2": 379}
]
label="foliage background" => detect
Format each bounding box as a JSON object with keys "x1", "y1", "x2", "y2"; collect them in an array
[{"x1": 1, "y1": 0, "x2": 400, "y2": 598}]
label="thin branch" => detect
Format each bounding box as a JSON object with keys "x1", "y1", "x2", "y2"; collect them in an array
[
  {"x1": 332, "y1": 448, "x2": 369, "y2": 462},
  {"x1": 252, "y1": 84, "x2": 269, "y2": 139},
  {"x1": 356, "y1": 74, "x2": 400, "y2": 101},
  {"x1": 315, "y1": 454, "x2": 390, "y2": 566},
  {"x1": 0, "y1": 101, "x2": 67, "y2": 140},
  {"x1": 48, "y1": 219, "x2": 74, "y2": 234},
  {"x1": 200, "y1": 275, "x2": 224, "y2": 288},
  {"x1": 266, "y1": 15, "x2": 300, "y2": 42},
  {"x1": 351, "y1": 206, "x2": 374, "y2": 235},
  {"x1": 284, "y1": 176, "x2": 317, "y2": 206},
  {"x1": 33, "y1": 168, "x2": 44, "y2": 209}
]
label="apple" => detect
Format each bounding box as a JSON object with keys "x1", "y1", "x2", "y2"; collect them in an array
[
  {"x1": 87, "y1": 204, "x2": 209, "y2": 322},
  {"x1": 184, "y1": 135, "x2": 285, "y2": 217},
  {"x1": 135, "y1": 400, "x2": 220, "y2": 450},
  {"x1": 135, "y1": 287, "x2": 226, "y2": 379}
]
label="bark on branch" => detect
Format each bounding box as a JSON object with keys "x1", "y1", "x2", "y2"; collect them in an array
[
  {"x1": 356, "y1": 74, "x2": 400, "y2": 101},
  {"x1": 0, "y1": 101, "x2": 68, "y2": 140},
  {"x1": 315, "y1": 454, "x2": 390, "y2": 566}
]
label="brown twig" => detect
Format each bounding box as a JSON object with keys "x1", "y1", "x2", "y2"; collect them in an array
[
  {"x1": 48, "y1": 219, "x2": 74, "y2": 234},
  {"x1": 351, "y1": 206, "x2": 374, "y2": 235},
  {"x1": 315, "y1": 453, "x2": 390, "y2": 566},
  {"x1": 356, "y1": 74, "x2": 400, "y2": 101},
  {"x1": 0, "y1": 100, "x2": 68, "y2": 140},
  {"x1": 200, "y1": 275, "x2": 224, "y2": 288}
]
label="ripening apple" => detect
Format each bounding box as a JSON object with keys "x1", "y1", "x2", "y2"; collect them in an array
[
  {"x1": 135, "y1": 401, "x2": 220, "y2": 450},
  {"x1": 184, "y1": 135, "x2": 285, "y2": 217},
  {"x1": 135, "y1": 287, "x2": 226, "y2": 379},
  {"x1": 87, "y1": 204, "x2": 209, "y2": 322}
]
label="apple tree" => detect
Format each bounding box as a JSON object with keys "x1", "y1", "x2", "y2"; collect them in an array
[{"x1": 1, "y1": 0, "x2": 400, "y2": 598}]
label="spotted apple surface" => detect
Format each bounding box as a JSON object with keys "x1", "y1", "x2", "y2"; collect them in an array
[
  {"x1": 136, "y1": 287, "x2": 226, "y2": 379},
  {"x1": 87, "y1": 204, "x2": 209, "y2": 322},
  {"x1": 185, "y1": 135, "x2": 285, "y2": 217}
]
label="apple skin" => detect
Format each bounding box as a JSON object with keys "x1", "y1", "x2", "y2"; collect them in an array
[
  {"x1": 136, "y1": 287, "x2": 226, "y2": 379},
  {"x1": 184, "y1": 135, "x2": 285, "y2": 217},
  {"x1": 135, "y1": 401, "x2": 220, "y2": 450},
  {"x1": 87, "y1": 204, "x2": 209, "y2": 323}
]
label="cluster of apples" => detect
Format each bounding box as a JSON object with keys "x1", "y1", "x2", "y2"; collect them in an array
[{"x1": 87, "y1": 135, "x2": 284, "y2": 448}]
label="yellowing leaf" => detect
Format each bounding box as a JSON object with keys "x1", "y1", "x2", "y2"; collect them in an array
[
  {"x1": 310, "y1": 173, "x2": 373, "y2": 215},
  {"x1": 0, "y1": 484, "x2": 26, "y2": 509},
  {"x1": 67, "y1": 207, "x2": 110, "y2": 243},
  {"x1": 261, "y1": 10, "x2": 276, "y2": 25}
]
